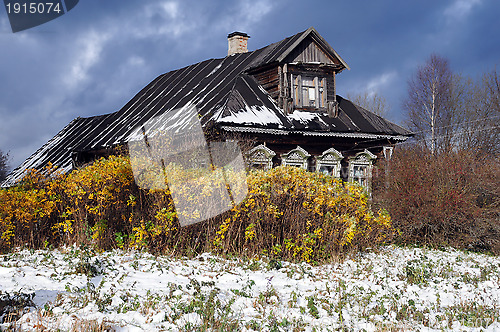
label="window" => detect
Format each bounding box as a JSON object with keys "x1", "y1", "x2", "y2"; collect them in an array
[
  {"x1": 281, "y1": 146, "x2": 310, "y2": 169},
  {"x1": 292, "y1": 75, "x2": 326, "y2": 108},
  {"x1": 246, "y1": 144, "x2": 276, "y2": 170},
  {"x1": 351, "y1": 165, "x2": 369, "y2": 187},
  {"x1": 348, "y1": 150, "x2": 377, "y2": 191},
  {"x1": 315, "y1": 148, "x2": 343, "y2": 177}
]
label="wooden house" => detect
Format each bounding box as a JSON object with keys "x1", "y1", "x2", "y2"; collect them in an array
[{"x1": 2, "y1": 27, "x2": 411, "y2": 188}]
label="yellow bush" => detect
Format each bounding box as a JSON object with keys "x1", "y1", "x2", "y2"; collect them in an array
[
  {"x1": 214, "y1": 166, "x2": 395, "y2": 262},
  {"x1": 0, "y1": 165, "x2": 62, "y2": 250},
  {"x1": 0, "y1": 156, "x2": 394, "y2": 261},
  {"x1": 60, "y1": 155, "x2": 136, "y2": 248}
]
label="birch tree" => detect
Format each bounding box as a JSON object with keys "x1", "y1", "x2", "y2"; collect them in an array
[{"x1": 403, "y1": 54, "x2": 458, "y2": 154}]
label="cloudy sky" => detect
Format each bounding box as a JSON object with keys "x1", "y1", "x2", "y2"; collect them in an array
[{"x1": 1, "y1": 0, "x2": 499, "y2": 170}]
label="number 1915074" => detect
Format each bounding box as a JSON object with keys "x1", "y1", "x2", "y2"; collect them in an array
[{"x1": 5, "y1": 2, "x2": 62, "y2": 14}]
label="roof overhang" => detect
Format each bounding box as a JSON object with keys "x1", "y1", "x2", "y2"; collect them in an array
[{"x1": 220, "y1": 126, "x2": 409, "y2": 141}]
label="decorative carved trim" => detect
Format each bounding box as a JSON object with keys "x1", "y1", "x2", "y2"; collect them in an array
[
  {"x1": 348, "y1": 149, "x2": 377, "y2": 192},
  {"x1": 247, "y1": 144, "x2": 276, "y2": 158},
  {"x1": 349, "y1": 149, "x2": 377, "y2": 164},
  {"x1": 220, "y1": 126, "x2": 408, "y2": 141},
  {"x1": 246, "y1": 144, "x2": 276, "y2": 170},
  {"x1": 299, "y1": 131, "x2": 408, "y2": 140},
  {"x1": 318, "y1": 147, "x2": 343, "y2": 160},
  {"x1": 281, "y1": 145, "x2": 310, "y2": 169},
  {"x1": 315, "y1": 147, "x2": 343, "y2": 177},
  {"x1": 383, "y1": 146, "x2": 394, "y2": 160}
]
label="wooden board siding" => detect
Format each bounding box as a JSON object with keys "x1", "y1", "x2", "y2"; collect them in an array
[
  {"x1": 284, "y1": 37, "x2": 337, "y2": 65},
  {"x1": 252, "y1": 66, "x2": 280, "y2": 101}
]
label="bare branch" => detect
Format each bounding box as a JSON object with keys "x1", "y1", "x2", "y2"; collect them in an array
[{"x1": 346, "y1": 91, "x2": 389, "y2": 117}]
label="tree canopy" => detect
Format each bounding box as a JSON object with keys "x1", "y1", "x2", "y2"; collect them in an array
[{"x1": 403, "y1": 54, "x2": 499, "y2": 155}]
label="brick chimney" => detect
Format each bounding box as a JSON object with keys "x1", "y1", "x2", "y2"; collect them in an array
[{"x1": 227, "y1": 32, "x2": 249, "y2": 55}]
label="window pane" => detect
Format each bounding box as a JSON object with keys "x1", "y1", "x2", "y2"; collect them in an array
[
  {"x1": 302, "y1": 77, "x2": 314, "y2": 87},
  {"x1": 301, "y1": 78, "x2": 317, "y2": 107},
  {"x1": 319, "y1": 86, "x2": 324, "y2": 107},
  {"x1": 308, "y1": 87, "x2": 316, "y2": 103},
  {"x1": 354, "y1": 166, "x2": 366, "y2": 177},
  {"x1": 302, "y1": 87, "x2": 309, "y2": 106},
  {"x1": 319, "y1": 165, "x2": 334, "y2": 175}
]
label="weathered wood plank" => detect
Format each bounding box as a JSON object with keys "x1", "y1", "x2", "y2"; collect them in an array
[{"x1": 285, "y1": 37, "x2": 336, "y2": 64}]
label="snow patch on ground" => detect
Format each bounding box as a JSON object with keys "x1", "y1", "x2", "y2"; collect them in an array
[{"x1": 0, "y1": 245, "x2": 499, "y2": 331}]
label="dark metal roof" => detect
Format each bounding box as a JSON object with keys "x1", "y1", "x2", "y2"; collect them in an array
[{"x1": 2, "y1": 28, "x2": 411, "y2": 187}]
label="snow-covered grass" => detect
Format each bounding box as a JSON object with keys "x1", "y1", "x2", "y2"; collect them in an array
[{"x1": 1, "y1": 245, "x2": 499, "y2": 331}]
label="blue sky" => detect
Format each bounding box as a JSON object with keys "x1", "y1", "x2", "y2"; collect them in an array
[{"x1": 1, "y1": 0, "x2": 499, "y2": 170}]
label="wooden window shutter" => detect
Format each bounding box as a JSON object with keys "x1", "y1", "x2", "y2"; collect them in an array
[
  {"x1": 295, "y1": 75, "x2": 302, "y2": 107},
  {"x1": 320, "y1": 78, "x2": 326, "y2": 108},
  {"x1": 314, "y1": 77, "x2": 319, "y2": 108}
]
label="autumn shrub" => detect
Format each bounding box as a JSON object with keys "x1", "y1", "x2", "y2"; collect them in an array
[
  {"x1": 0, "y1": 155, "x2": 215, "y2": 254},
  {"x1": 57, "y1": 155, "x2": 138, "y2": 249},
  {"x1": 0, "y1": 156, "x2": 395, "y2": 261},
  {"x1": 373, "y1": 146, "x2": 500, "y2": 254},
  {"x1": 0, "y1": 166, "x2": 63, "y2": 250},
  {"x1": 214, "y1": 166, "x2": 395, "y2": 262}
]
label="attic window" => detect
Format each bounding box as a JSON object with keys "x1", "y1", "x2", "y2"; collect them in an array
[{"x1": 292, "y1": 75, "x2": 326, "y2": 108}]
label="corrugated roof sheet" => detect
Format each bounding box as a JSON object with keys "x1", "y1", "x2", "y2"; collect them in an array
[{"x1": 2, "y1": 29, "x2": 411, "y2": 187}]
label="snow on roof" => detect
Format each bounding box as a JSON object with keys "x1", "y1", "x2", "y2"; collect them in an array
[
  {"x1": 218, "y1": 105, "x2": 285, "y2": 126},
  {"x1": 288, "y1": 110, "x2": 331, "y2": 128},
  {"x1": 2, "y1": 29, "x2": 411, "y2": 187}
]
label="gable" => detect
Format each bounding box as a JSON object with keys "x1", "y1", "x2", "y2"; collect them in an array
[
  {"x1": 283, "y1": 37, "x2": 338, "y2": 65},
  {"x1": 246, "y1": 27, "x2": 349, "y2": 72}
]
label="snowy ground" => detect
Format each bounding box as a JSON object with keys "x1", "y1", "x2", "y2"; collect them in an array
[{"x1": 0, "y1": 245, "x2": 499, "y2": 331}]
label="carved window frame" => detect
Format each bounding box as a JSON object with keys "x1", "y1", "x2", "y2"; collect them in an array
[
  {"x1": 246, "y1": 144, "x2": 276, "y2": 170},
  {"x1": 281, "y1": 146, "x2": 311, "y2": 169},
  {"x1": 348, "y1": 149, "x2": 377, "y2": 190},
  {"x1": 315, "y1": 148, "x2": 343, "y2": 177}
]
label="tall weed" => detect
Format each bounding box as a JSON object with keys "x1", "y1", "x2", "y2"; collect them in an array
[{"x1": 373, "y1": 146, "x2": 499, "y2": 254}]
